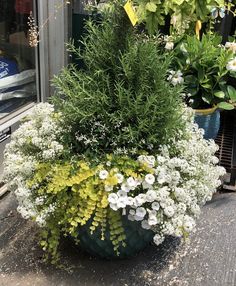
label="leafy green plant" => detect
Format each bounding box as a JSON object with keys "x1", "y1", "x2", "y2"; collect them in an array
[
  {"x1": 52, "y1": 4, "x2": 185, "y2": 159},
  {"x1": 134, "y1": 0, "x2": 225, "y2": 35},
  {"x1": 172, "y1": 33, "x2": 236, "y2": 109},
  {"x1": 3, "y1": 1, "x2": 226, "y2": 266}
]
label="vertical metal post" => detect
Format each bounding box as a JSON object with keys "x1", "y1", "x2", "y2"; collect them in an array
[{"x1": 37, "y1": 0, "x2": 69, "y2": 101}]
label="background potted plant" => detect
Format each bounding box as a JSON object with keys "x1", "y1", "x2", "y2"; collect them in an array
[
  {"x1": 168, "y1": 33, "x2": 236, "y2": 139},
  {"x1": 3, "y1": 2, "x2": 226, "y2": 264}
]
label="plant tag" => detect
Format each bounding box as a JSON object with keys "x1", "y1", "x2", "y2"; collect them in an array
[
  {"x1": 124, "y1": 0, "x2": 138, "y2": 26},
  {"x1": 195, "y1": 20, "x2": 202, "y2": 40}
]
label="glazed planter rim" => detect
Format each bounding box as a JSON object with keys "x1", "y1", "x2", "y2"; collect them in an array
[{"x1": 194, "y1": 105, "x2": 218, "y2": 116}]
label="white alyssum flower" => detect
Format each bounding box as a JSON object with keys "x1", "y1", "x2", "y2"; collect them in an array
[
  {"x1": 153, "y1": 234, "x2": 164, "y2": 246},
  {"x1": 163, "y1": 205, "x2": 175, "y2": 218},
  {"x1": 99, "y1": 170, "x2": 109, "y2": 180},
  {"x1": 108, "y1": 107, "x2": 225, "y2": 247},
  {"x1": 3, "y1": 103, "x2": 64, "y2": 224},
  {"x1": 137, "y1": 155, "x2": 156, "y2": 168},
  {"x1": 5, "y1": 103, "x2": 226, "y2": 249},
  {"x1": 226, "y1": 58, "x2": 236, "y2": 72},
  {"x1": 183, "y1": 215, "x2": 196, "y2": 232}
]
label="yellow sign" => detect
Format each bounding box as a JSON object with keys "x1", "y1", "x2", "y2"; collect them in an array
[
  {"x1": 195, "y1": 20, "x2": 202, "y2": 40},
  {"x1": 124, "y1": 0, "x2": 138, "y2": 26}
]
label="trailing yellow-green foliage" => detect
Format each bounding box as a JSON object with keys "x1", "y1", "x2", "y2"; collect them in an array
[{"x1": 27, "y1": 154, "x2": 152, "y2": 263}]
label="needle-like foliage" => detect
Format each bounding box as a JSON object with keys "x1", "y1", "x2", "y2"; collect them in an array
[{"x1": 52, "y1": 2, "x2": 185, "y2": 158}]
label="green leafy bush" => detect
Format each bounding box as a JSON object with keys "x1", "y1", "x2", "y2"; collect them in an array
[
  {"x1": 172, "y1": 33, "x2": 236, "y2": 109},
  {"x1": 52, "y1": 5, "x2": 185, "y2": 159}
]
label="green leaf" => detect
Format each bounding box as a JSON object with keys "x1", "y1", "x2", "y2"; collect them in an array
[
  {"x1": 214, "y1": 91, "x2": 225, "y2": 98},
  {"x1": 217, "y1": 102, "x2": 235, "y2": 110},
  {"x1": 198, "y1": 67, "x2": 205, "y2": 82},
  {"x1": 172, "y1": 0, "x2": 185, "y2": 4},
  {"x1": 201, "y1": 83, "x2": 211, "y2": 89},
  {"x1": 227, "y1": 85, "x2": 236, "y2": 101},
  {"x1": 202, "y1": 94, "x2": 212, "y2": 104},
  {"x1": 145, "y1": 2, "x2": 157, "y2": 12}
]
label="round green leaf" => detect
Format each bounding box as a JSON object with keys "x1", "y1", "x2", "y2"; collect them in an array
[
  {"x1": 227, "y1": 85, "x2": 236, "y2": 101},
  {"x1": 214, "y1": 91, "x2": 225, "y2": 98},
  {"x1": 217, "y1": 102, "x2": 235, "y2": 110}
]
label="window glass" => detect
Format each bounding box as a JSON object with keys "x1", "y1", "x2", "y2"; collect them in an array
[{"x1": 0, "y1": 0, "x2": 37, "y2": 119}]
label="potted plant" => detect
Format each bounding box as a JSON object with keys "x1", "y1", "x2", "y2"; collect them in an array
[
  {"x1": 3, "y1": 4, "x2": 225, "y2": 264},
  {"x1": 134, "y1": 0, "x2": 225, "y2": 35},
  {"x1": 168, "y1": 33, "x2": 236, "y2": 139}
]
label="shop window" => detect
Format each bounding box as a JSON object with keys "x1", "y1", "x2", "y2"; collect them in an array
[{"x1": 0, "y1": 0, "x2": 37, "y2": 119}]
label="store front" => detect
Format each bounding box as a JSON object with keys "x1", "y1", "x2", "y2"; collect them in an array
[{"x1": 0, "y1": 0, "x2": 69, "y2": 182}]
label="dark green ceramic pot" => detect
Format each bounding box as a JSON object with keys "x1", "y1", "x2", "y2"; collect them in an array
[{"x1": 78, "y1": 216, "x2": 154, "y2": 259}]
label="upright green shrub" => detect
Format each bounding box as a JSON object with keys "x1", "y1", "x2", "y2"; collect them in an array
[{"x1": 52, "y1": 3, "x2": 185, "y2": 159}]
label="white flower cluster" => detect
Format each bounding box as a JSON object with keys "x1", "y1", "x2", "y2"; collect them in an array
[
  {"x1": 106, "y1": 112, "x2": 225, "y2": 246},
  {"x1": 167, "y1": 70, "x2": 184, "y2": 86},
  {"x1": 164, "y1": 35, "x2": 174, "y2": 51},
  {"x1": 3, "y1": 103, "x2": 64, "y2": 223},
  {"x1": 226, "y1": 57, "x2": 236, "y2": 72},
  {"x1": 225, "y1": 42, "x2": 236, "y2": 54}
]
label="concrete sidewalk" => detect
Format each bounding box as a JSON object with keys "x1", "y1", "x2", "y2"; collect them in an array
[{"x1": 0, "y1": 191, "x2": 236, "y2": 286}]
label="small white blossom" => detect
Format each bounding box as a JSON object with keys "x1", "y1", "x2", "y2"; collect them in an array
[
  {"x1": 134, "y1": 194, "x2": 146, "y2": 207},
  {"x1": 126, "y1": 177, "x2": 137, "y2": 188},
  {"x1": 153, "y1": 234, "x2": 164, "y2": 246},
  {"x1": 121, "y1": 183, "x2": 130, "y2": 192},
  {"x1": 116, "y1": 173, "x2": 124, "y2": 183},
  {"x1": 126, "y1": 197, "x2": 134, "y2": 205},
  {"x1": 151, "y1": 202, "x2": 160, "y2": 211},
  {"x1": 163, "y1": 206, "x2": 175, "y2": 218},
  {"x1": 105, "y1": 185, "x2": 113, "y2": 192},
  {"x1": 167, "y1": 70, "x2": 184, "y2": 86},
  {"x1": 117, "y1": 190, "x2": 127, "y2": 198},
  {"x1": 99, "y1": 170, "x2": 109, "y2": 180},
  {"x1": 226, "y1": 58, "x2": 236, "y2": 71},
  {"x1": 108, "y1": 193, "x2": 118, "y2": 204},
  {"x1": 117, "y1": 197, "x2": 127, "y2": 208},
  {"x1": 136, "y1": 207, "x2": 146, "y2": 218},
  {"x1": 225, "y1": 42, "x2": 236, "y2": 53},
  {"x1": 146, "y1": 190, "x2": 157, "y2": 202},
  {"x1": 165, "y1": 41, "x2": 174, "y2": 50},
  {"x1": 145, "y1": 174, "x2": 155, "y2": 185},
  {"x1": 110, "y1": 203, "x2": 119, "y2": 211},
  {"x1": 183, "y1": 215, "x2": 196, "y2": 232},
  {"x1": 141, "y1": 220, "x2": 151, "y2": 230}
]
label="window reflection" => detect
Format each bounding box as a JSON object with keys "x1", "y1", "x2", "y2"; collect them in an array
[{"x1": 0, "y1": 0, "x2": 36, "y2": 119}]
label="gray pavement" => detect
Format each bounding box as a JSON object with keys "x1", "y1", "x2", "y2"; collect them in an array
[{"x1": 0, "y1": 191, "x2": 236, "y2": 286}]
